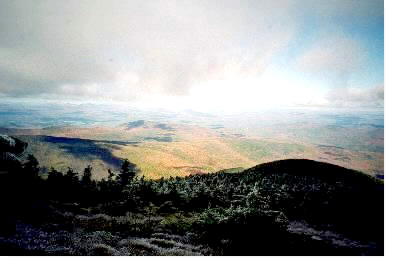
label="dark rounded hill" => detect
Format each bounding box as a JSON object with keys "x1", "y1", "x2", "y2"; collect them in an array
[
  {"x1": 186, "y1": 159, "x2": 384, "y2": 255},
  {"x1": 244, "y1": 158, "x2": 382, "y2": 187},
  {"x1": 239, "y1": 159, "x2": 383, "y2": 250}
]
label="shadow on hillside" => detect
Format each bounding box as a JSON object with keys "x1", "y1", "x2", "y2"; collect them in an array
[{"x1": 39, "y1": 135, "x2": 136, "y2": 170}]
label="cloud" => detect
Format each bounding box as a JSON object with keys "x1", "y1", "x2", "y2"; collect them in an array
[
  {"x1": 0, "y1": 0, "x2": 384, "y2": 109},
  {"x1": 301, "y1": 0, "x2": 384, "y2": 23},
  {"x1": 327, "y1": 85, "x2": 384, "y2": 108},
  {"x1": 298, "y1": 36, "x2": 366, "y2": 74},
  {"x1": 293, "y1": 0, "x2": 383, "y2": 108},
  {"x1": 0, "y1": 0, "x2": 296, "y2": 100},
  {"x1": 296, "y1": 34, "x2": 380, "y2": 107}
]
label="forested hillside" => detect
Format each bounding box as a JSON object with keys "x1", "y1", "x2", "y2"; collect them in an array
[{"x1": 0, "y1": 136, "x2": 384, "y2": 255}]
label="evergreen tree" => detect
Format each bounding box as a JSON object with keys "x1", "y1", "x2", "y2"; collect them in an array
[
  {"x1": 107, "y1": 169, "x2": 115, "y2": 181},
  {"x1": 47, "y1": 167, "x2": 63, "y2": 184},
  {"x1": 82, "y1": 165, "x2": 93, "y2": 185},
  {"x1": 47, "y1": 167, "x2": 65, "y2": 199},
  {"x1": 23, "y1": 154, "x2": 39, "y2": 179},
  {"x1": 118, "y1": 159, "x2": 135, "y2": 187},
  {"x1": 65, "y1": 167, "x2": 79, "y2": 185}
]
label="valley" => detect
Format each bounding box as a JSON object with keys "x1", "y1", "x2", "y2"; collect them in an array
[{"x1": 0, "y1": 100, "x2": 384, "y2": 179}]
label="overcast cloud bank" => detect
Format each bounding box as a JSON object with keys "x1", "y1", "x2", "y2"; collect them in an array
[{"x1": 0, "y1": 0, "x2": 384, "y2": 110}]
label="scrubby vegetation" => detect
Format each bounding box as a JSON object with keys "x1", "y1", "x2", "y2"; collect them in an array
[{"x1": 0, "y1": 136, "x2": 384, "y2": 255}]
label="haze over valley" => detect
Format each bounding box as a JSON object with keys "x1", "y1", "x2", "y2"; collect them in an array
[{"x1": 0, "y1": 99, "x2": 383, "y2": 179}]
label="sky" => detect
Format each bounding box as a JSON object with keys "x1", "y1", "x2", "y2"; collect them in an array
[{"x1": 0, "y1": 0, "x2": 384, "y2": 111}]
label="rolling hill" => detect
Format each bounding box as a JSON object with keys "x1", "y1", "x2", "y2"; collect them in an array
[{"x1": 1, "y1": 118, "x2": 384, "y2": 179}]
